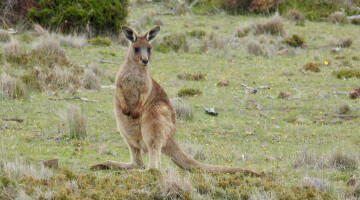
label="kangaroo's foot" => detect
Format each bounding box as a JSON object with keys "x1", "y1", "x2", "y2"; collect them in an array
[{"x1": 90, "y1": 160, "x2": 142, "y2": 170}]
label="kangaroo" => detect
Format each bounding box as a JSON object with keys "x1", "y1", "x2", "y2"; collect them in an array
[{"x1": 91, "y1": 26, "x2": 259, "y2": 176}]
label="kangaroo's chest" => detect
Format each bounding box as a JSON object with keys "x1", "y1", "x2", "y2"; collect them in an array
[{"x1": 119, "y1": 72, "x2": 147, "y2": 109}]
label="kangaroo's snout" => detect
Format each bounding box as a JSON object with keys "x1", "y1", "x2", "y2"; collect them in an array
[{"x1": 141, "y1": 60, "x2": 148, "y2": 66}]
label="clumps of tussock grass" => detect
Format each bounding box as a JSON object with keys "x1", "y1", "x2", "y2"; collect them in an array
[
  {"x1": 350, "y1": 17, "x2": 360, "y2": 25},
  {"x1": 1, "y1": 159, "x2": 52, "y2": 180},
  {"x1": 251, "y1": 14, "x2": 285, "y2": 36},
  {"x1": 186, "y1": 29, "x2": 207, "y2": 39},
  {"x1": 304, "y1": 62, "x2": 320, "y2": 72},
  {"x1": 339, "y1": 104, "x2": 351, "y2": 114},
  {"x1": 2, "y1": 38, "x2": 28, "y2": 64},
  {"x1": 236, "y1": 26, "x2": 251, "y2": 38},
  {"x1": 0, "y1": 73, "x2": 26, "y2": 99},
  {"x1": 170, "y1": 98, "x2": 193, "y2": 120},
  {"x1": 0, "y1": 29, "x2": 11, "y2": 42},
  {"x1": 178, "y1": 88, "x2": 202, "y2": 97},
  {"x1": 32, "y1": 36, "x2": 68, "y2": 66},
  {"x1": 64, "y1": 105, "x2": 87, "y2": 139},
  {"x1": 333, "y1": 69, "x2": 360, "y2": 79},
  {"x1": 88, "y1": 63, "x2": 103, "y2": 76},
  {"x1": 160, "y1": 168, "x2": 193, "y2": 199},
  {"x1": 247, "y1": 40, "x2": 263, "y2": 56},
  {"x1": 98, "y1": 144, "x2": 112, "y2": 155},
  {"x1": 349, "y1": 87, "x2": 360, "y2": 99},
  {"x1": 45, "y1": 67, "x2": 81, "y2": 90},
  {"x1": 335, "y1": 37, "x2": 352, "y2": 48},
  {"x1": 58, "y1": 34, "x2": 87, "y2": 48},
  {"x1": 286, "y1": 9, "x2": 305, "y2": 25},
  {"x1": 200, "y1": 31, "x2": 225, "y2": 52},
  {"x1": 329, "y1": 11, "x2": 347, "y2": 24},
  {"x1": 293, "y1": 148, "x2": 327, "y2": 169},
  {"x1": 83, "y1": 69, "x2": 100, "y2": 90},
  {"x1": 152, "y1": 18, "x2": 165, "y2": 26},
  {"x1": 302, "y1": 177, "x2": 329, "y2": 192},
  {"x1": 19, "y1": 34, "x2": 34, "y2": 43},
  {"x1": 156, "y1": 33, "x2": 189, "y2": 53},
  {"x1": 33, "y1": 24, "x2": 50, "y2": 37},
  {"x1": 347, "y1": 182, "x2": 360, "y2": 198},
  {"x1": 88, "y1": 36, "x2": 112, "y2": 46},
  {"x1": 21, "y1": 70, "x2": 43, "y2": 92},
  {"x1": 177, "y1": 72, "x2": 206, "y2": 81},
  {"x1": 283, "y1": 34, "x2": 305, "y2": 47},
  {"x1": 329, "y1": 149, "x2": 358, "y2": 170}
]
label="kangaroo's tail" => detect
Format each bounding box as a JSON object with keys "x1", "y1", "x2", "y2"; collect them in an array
[{"x1": 162, "y1": 138, "x2": 260, "y2": 176}]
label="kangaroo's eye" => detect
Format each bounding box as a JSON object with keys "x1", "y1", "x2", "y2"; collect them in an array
[
  {"x1": 148, "y1": 48, "x2": 151, "y2": 53},
  {"x1": 134, "y1": 48, "x2": 140, "y2": 54}
]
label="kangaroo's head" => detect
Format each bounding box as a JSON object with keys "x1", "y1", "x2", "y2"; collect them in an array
[{"x1": 122, "y1": 26, "x2": 160, "y2": 66}]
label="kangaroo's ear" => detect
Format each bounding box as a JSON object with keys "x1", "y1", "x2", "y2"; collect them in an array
[
  {"x1": 146, "y1": 26, "x2": 160, "y2": 42},
  {"x1": 122, "y1": 26, "x2": 137, "y2": 43}
]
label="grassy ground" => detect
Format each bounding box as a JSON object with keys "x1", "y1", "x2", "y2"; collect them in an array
[{"x1": 1, "y1": 2, "x2": 360, "y2": 199}]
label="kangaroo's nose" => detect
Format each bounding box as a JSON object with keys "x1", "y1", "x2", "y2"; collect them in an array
[{"x1": 142, "y1": 60, "x2": 148, "y2": 65}]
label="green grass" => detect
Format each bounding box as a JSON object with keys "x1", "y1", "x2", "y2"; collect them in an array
[{"x1": 1, "y1": 2, "x2": 360, "y2": 199}]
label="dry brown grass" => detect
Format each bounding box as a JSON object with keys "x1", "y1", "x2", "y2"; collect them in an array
[
  {"x1": 0, "y1": 29, "x2": 11, "y2": 42},
  {"x1": 58, "y1": 34, "x2": 87, "y2": 49},
  {"x1": 286, "y1": 9, "x2": 305, "y2": 25},
  {"x1": 88, "y1": 63, "x2": 103, "y2": 77},
  {"x1": 2, "y1": 38, "x2": 27, "y2": 64},
  {"x1": 45, "y1": 67, "x2": 81, "y2": 89},
  {"x1": 293, "y1": 148, "x2": 327, "y2": 169},
  {"x1": 329, "y1": 149, "x2": 357, "y2": 170},
  {"x1": 65, "y1": 105, "x2": 87, "y2": 139},
  {"x1": 170, "y1": 98, "x2": 193, "y2": 120},
  {"x1": 329, "y1": 11, "x2": 347, "y2": 24},
  {"x1": 236, "y1": 26, "x2": 251, "y2": 38},
  {"x1": 247, "y1": 40, "x2": 263, "y2": 56},
  {"x1": 32, "y1": 36, "x2": 68, "y2": 66},
  {"x1": 33, "y1": 24, "x2": 50, "y2": 37},
  {"x1": 83, "y1": 69, "x2": 100, "y2": 90},
  {"x1": 201, "y1": 31, "x2": 225, "y2": 52},
  {"x1": 251, "y1": 14, "x2": 284, "y2": 36},
  {"x1": 0, "y1": 73, "x2": 26, "y2": 99},
  {"x1": 302, "y1": 177, "x2": 329, "y2": 192},
  {"x1": 160, "y1": 168, "x2": 193, "y2": 199},
  {"x1": 335, "y1": 37, "x2": 352, "y2": 48}
]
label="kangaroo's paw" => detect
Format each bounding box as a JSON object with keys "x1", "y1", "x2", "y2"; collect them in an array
[
  {"x1": 122, "y1": 105, "x2": 130, "y2": 116},
  {"x1": 132, "y1": 107, "x2": 142, "y2": 119}
]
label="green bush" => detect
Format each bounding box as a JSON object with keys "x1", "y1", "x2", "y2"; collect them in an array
[
  {"x1": 283, "y1": 34, "x2": 305, "y2": 47},
  {"x1": 178, "y1": 88, "x2": 202, "y2": 97},
  {"x1": 157, "y1": 33, "x2": 189, "y2": 52},
  {"x1": 27, "y1": 0, "x2": 128, "y2": 35}
]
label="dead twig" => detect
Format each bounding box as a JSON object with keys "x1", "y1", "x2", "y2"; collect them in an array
[
  {"x1": 157, "y1": 6, "x2": 176, "y2": 15},
  {"x1": 2, "y1": 118, "x2": 25, "y2": 123},
  {"x1": 240, "y1": 84, "x2": 270, "y2": 94},
  {"x1": 98, "y1": 59, "x2": 121, "y2": 65},
  {"x1": 49, "y1": 96, "x2": 98, "y2": 102}
]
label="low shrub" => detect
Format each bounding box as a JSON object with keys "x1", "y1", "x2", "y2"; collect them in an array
[
  {"x1": 186, "y1": 30, "x2": 207, "y2": 39},
  {"x1": 304, "y1": 62, "x2": 320, "y2": 72},
  {"x1": 335, "y1": 37, "x2": 352, "y2": 48},
  {"x1": 286, "y1": 9, "x2": 305, "y2": 25},
  {"x1": 251, "y1": 14, "x2": 284, "y2": 35},
  {"x1": 329, "y1": 11, "x2": 347, "y2": 24},
  {"x1": 31, "y1": 36, "x2": 68, "y2": 66},
  {"x1": 88, "y1": 37, "x2": 112, "y2": 46},
  {"x1": 65, "y1": 105, "x2": 87, "y2": 139},
  {"x1": 21, "y1": 70, "x2": 43, "y2": 92},
  {"x1": 247, "y1": 40, "x2": 263, "y2": 56},
  {"x1": 329, "y1": 149, "x2": 358, "y2": 170},
  {"x1": 334, "y1": 69, "x2": 360, "y2": 79},
  {"x1": 177, "y1": 73, "x2": 206, "y2": 80},
  {"x1": 2, "y1": 38, "x2": 29, "y2": 65},
  {"x1": 283, "y1": 34, "x2": 305, "y2": 47},
  {"x1": 27, "y1": 0, "x2": 128, "y2": 35},
  {"x1": 178, "y1": 88, "x2": 202, "y2": 97},
  {"x1": 236, "y1": 26, "x2": 251, "y2": 38},
  {"x1": 0, "y1": 29, "x2": 11, "y2": 42},
  {"x1": 156, "y1": 33, "x2": 189, "y2": 53}
]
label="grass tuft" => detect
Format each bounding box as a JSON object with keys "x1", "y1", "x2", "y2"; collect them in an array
[
  {"x1": 32, "y1": 36, "x2": 68, "y2": 66},
  {"x1": 156, "y1": 33, "x2": 189, "y2": 53},
  {"x1": 236, "y1": 26, "x2": 251, "y2": 38},
  {"x1": 160, "y1": 168, "x2": 193, "y2": 199},
  {"x1": 329, "y1": 11, "x2": 347, "y2": 24},
  {"x1": 251, "y1": 14, "x2": 284, "y2": 35},
  {"x1": 247, "y1": 40, "x2": 263, "y2": 56},
  {"x1": 286, "y1": 9, "x2": 305, "y2": 25},
  {"x1": 0, "y1": 29, "x2": 11, "y2": 42},
  {"x1": 329, "y1": 149, "x2": 358, "y2": 170},
  {"x1": 177, "y1": 73, "x2": 206, "y2": 81},
  {"x1": 0, "y1": 73, "x2": 26, "y2": 99},
  {"x1": 304, "y1": 62, "x2": 320, "y2": 72},
  {"x1": 59, "y1": 34, "x2": 87, "y2": 48},
  {"x1": 333, "y1": 69, "x2": 360, "y2": 79},
  {"x1": 88, "y1": 37, "x2": 112, "y2": 46},
  {"x1": 83, "y1": 69, "x2": 100, "y2": 90},
  {"x1": 283, "y1": 34, "x2": 305, "y2": 47},
  {"x1": 2, "y1": 38, "x2": 28, "y2": 65},
  {"x1": 335, "y1": 37, "x2": 352, "y2": 48},
  {"x1": 187, "y1": 30, "x2": 207, "y2": 39},
  {"x1": 170, "y1": 98, "x2": 194, "y2": 120},
  {"x1": 178, "y1": 88, "x2": 202, "y2": 97},
  {"x1": 65, "y1": 105, "x2": 87, "y2": 139}
]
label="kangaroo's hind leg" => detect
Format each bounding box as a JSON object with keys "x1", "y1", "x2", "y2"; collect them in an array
[{"x1": 91, "y1": 143, "x2": 144, "y2": 170}]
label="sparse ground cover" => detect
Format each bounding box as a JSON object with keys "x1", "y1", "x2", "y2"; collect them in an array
[{"x1": 1, "y1": 2, "x2": 360, "y2": 199}]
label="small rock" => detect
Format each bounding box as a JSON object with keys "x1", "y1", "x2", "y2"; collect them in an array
[
  {"x1": 205, "y1": 107, "x2": 218, "y2": 116},
  {"x1": 331, "y1": 47, "x2": 340, "y2": 54},
  {"x1": 43, "y1": 159, "x2": 58, "y2": 169},
  {"x1": 276, "y1": 49, "x2": 289, "y2": 55},
  {"x1": 218, "y1": 80, "x2": 229, "y2": 86},
  {"x1": 278, "y1": 92, "x2": 290, "y2": 99}
]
